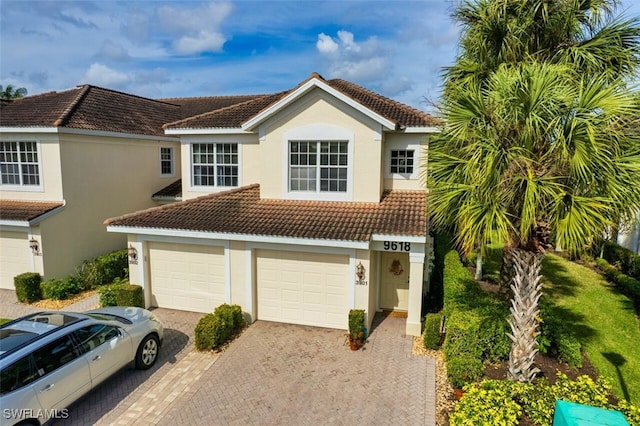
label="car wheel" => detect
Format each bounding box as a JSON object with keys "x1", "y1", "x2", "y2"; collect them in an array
[{"x1": 135, "y1": 334, "x2": 159, "y2": 370}]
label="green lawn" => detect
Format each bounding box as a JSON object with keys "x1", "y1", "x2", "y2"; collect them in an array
[
  {"x1": 541, "y1": 254, "x2": 640, "y2": 404},
  {"x1": 0, "y1": 318, "x2": 10, "y2": 325},
  {"x1": 483, "y1": 246, "x2": 640, "y2": 404}
]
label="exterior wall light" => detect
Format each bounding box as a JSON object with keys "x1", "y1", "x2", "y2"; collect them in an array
[
  {"x1": 128, "y1": 244, "x2": 138, "y2": 264},
  {"x1": 356, "y1": 261, "x2": 366, "y2": 284},
  {"x1": 29, "y1": 238, "x2": 41, "y2": 256}
]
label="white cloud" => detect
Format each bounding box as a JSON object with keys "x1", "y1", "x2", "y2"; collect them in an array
[
  {"x1": 316, "y1": 30, "x2": 386, "y2": 82},
  {"x1": 316, "y1": 33, "x2": 339, "y2": 55},
  {"x1": 83, "y1": 63, "x2": 130, "y2": 87},
  {"x1": 157, "y1": 2, "x2": 232, "y2": 55},
  {"x1": 174, "y1": 31, "x2": 226, "y2": 55}
]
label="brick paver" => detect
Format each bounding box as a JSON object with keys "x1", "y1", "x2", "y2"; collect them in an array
[
  {"x1": 160, "y1": 313, "x2": 436, "y2": 425},
  {"x1": 1, "y1": 293, "x2": 436, "y2": 425}
]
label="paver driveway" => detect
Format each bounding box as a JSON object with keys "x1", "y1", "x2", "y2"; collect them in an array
[{"x1": 160, "y1": 313, "x2": 436, "y2": 425}]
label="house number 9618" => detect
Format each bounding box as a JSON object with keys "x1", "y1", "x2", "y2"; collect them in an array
[{"x1": 383, "y1": 241, "x2": 411, "y2": 252}]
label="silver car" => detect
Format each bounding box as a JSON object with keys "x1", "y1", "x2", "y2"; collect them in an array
[{"x1": 0, "y1": 307, "x2": 163, "y2": 426}]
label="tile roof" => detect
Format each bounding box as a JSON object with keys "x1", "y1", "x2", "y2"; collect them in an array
[
  {"x1": 106, "y1": 185, "x2": 427, "y2": 241},
  {"x1": 164, "y1": 73, "x2": 441, "y2": 130},
  {"x1": 152, "y1": 179, "x2": 182, "y2": 200},
  {"x1": 0, "y1": 85, "x2": 182, "y2": 136},
  {"x1": 0, "y1": 200, "x2": 64, "y2": 222},
  {"x1": 159, "y1": 95, "x2": 264, "y2": 120}
]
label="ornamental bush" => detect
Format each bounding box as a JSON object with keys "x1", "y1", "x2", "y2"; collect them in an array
[
  {"x1": 115, "y1": 284, "x2": 144, "y2": 308},
  {"x1": 195, "y1": 304, "x2": 245, "y2": 351},
  {"x1": 41, "y1": 276, "x2": 82, "y2": 300},
  {"x1": 602, "y1": 241, "x2": 640, "y2": 281},
  {"x1": 348, "y1": 309, "x2": 366, "y2": 335},
  {"x1": 595, "y1": 257, "x2": 640, "y2": 307},
  {"x1": 98, "y1": 282, "x2": 124, "y2": 307},
  {"x1": 77, "y1": 249, "x2": 128, "y2": 289},
  {"x1": 453, "y1": 374, "x2": 639, "y2": 426},
  {"x1": 423, "y1": 312, "x2": 443, "y2": 350},
  {"x1": 14, "y1": 272, "x2": 42, "y2": 303},
  {"x1": 447, "y1": 356, "x2": 484, "y2": 389}
]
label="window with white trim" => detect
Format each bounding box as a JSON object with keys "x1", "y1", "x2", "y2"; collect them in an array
[
  {"x1": 390, "y1": 149, "x2": 414, "y2": 174},
  {"x1": 0, "y1": 141, "x2": 40, "y2": 186},
  {"x1": 160, "y1": 147, "x2": 174, "y2": 176},
  {"x1": 289, "y1": 141, "x2": 348, "y2": 192},
  {"x1": 192, "y1": 143, "x2": 238, "y2": 187}
]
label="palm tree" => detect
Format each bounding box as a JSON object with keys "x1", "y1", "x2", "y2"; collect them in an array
[
  {"x1": 0, "y1": 84, "x2": 27, "y2": 100},
  {"x1": 429, "y1": 0, "x2": 640, "y2": 382}
]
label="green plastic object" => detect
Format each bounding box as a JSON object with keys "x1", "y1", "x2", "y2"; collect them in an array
[{"x1": 553, "y1": 400, "x2": 630, "y2": 426}]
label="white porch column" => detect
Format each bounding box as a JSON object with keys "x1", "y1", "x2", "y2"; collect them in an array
[{"x1": 406, "y1": 252, "x2": 425, "y2": 336}]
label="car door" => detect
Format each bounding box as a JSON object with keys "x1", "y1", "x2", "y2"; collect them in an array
[
  {"x1": 31, "y1": 334, "x2": 91, "y2": 412},
  {"x1": 73, "y1": 324, "x2": 133, "y2": 387}
]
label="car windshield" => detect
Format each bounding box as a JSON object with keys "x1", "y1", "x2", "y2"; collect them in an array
[{"x1": 85, "y1": 313, "x2": 132, "y2": 325}]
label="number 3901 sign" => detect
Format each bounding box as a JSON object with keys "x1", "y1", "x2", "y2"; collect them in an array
[{"x1": 383, "y1": 241, "x2": 411, "y2": 252}]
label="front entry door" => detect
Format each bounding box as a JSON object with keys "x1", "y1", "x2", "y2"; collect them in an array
[{"x1": 380, "y1": 252, "x2": 410, "y2": 311}]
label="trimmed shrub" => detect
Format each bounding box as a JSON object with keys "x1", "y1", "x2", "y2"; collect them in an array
[
  {"x1": 479, "y1": 313, "x2": 512, "y2": 362},
  {"x1": 596, "y1": 257, "x2": 640, "y2": 307},
  {"x1": 77, "y1": 249, "x2": 128, "y2": 289},
  {"x1": 41, "y1": 276, "x2": 82, "y2": 300},
  {"x1": 447, "y1": 356, "x2": 484, "y2": 388},
  {"x1": 602, "y1": 241, "x2": 640, "y2": 281},
  {"x1": 423, "y1": 312, "x2": 443, "y2": 350},
  {"x1": 537, "y1": 301, "x2": 582, "y2": 368},
  {"x1": 348, "y1": 309, "x2": 365, "y2": 335},
  {"x1": 14, "y1": 272, "x2": 42, "y2": 303},
  {"x1": 98, "y1": 283, "x2": 124, "y2": 307},
  {"x1": 195, "y1": 304, "x2": 245, "y2": 351},
  {"x1": 194, "y1": 313, "x2": 220, "y2": 351},
  {"x1": 115, "y1": 284, "x2": 144, "y2": 308},
  {"x1": 443, "y1": 311, "x2": 482, "y2": 360}
]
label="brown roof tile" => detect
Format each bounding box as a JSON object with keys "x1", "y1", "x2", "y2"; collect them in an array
[
  {"x1": 1, "y1": 85, "x2": 182, "y2": 137},
  {"x1": 106, "y1": 185, "x2": 426, "y2": 241},
  {"x1": 159, "y1": 95, "x2": 265, "y2": 120},
  {"x1": 0, "y1": 200, "x2": 64, "y2": 222},
  {"x1": 164, "y1": 73, "x2": 441, "y2": 130}
]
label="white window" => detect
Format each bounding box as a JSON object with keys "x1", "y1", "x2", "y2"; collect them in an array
[
  {"x1": 160, "y1": 147, "x2": 174, "y2": 176},
  {"x1": 0, "y1": 141, "x2": 40, "y2": 186},
  {"x1": 289, "y1": 141, "x2": 348, "y2": 192},
  {"x1": 390, "y1": 149, "x2": 414, "y2": 174},
  {"x1": 192, "y1": 143, "x2": 238, "y2": 187}
]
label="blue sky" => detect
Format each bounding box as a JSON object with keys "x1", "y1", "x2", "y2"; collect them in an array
[{"x1": 1, "y1": 1, "x2": 639, "y2": 110}]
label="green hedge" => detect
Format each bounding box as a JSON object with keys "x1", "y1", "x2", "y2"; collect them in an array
[
  {"x1": 602, "y1": 241, "x2": 640, "y2": 281},
  {"x1": 97, "y1": 278, "x2": 141, "y2": 307},
  {"x1": 195, "y1": 304, "x2": 245, "y2": 351},
  {"x1": 14, "y1": 272, "x2": 42, "y2": 303},
  {"x1": 423, "y1": 312, "x2": 443, "y2": 350},
  {"x1": 115, "y1": 284, "x2": 144, "y2": 308},
  {"x1": 438, "y1": 234, "x2": 511, "y2": 387},
  {"x1": 596, "y1": 257, "x2": 640, "y2": 308},
  {"x1": 348, "y1": 309, "x2": 365, "y2": 335},
  {"x1": 451, "y1": 375, "x2": 640, "y2": 426},
  {"x1": 77, "y1": 249, "x2": 128, "y2": 289},
  {"x1": 537, "y1": 301, "x2": 583, "y2": 368}
]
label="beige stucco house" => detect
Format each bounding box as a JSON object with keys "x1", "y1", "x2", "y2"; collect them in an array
[
  {"x1": 105, "y1": 73, "x2": 440, "y2": 335},
  {"x1": 0, "y1": 87, "x2": 254, "y2": 289}
]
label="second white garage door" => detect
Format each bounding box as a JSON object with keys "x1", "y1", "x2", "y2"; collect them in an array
[
  {"x1": 149, "y1": 242, "x2": 225, "y2": 313},
  {"x1": 256, "y1": 250, "x2": 349, "y2": 329}
]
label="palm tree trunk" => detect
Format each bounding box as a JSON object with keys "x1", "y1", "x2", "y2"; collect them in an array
[
  {"x1": 499, "y1": 247, "x2": 516, "y2": 298},
  {"x1": 507, "y1": 249, "x2": 543, "y2": 383},
  {"x1": 475, "y1": 248, "x2": 483, "y2": 280}
]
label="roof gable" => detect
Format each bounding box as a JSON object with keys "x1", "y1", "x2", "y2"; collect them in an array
[{"x1": 241, "y1": 73, "x2": 396, "y2": 131}]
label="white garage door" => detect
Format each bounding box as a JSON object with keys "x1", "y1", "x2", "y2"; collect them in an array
[
  {"x1": 149, "y1": 242, "x2": 225, "y2": 313},
  {"x1": 256, "y1": 250, "x2": 349, "y2": 329},
  {"x1": 0, "y1": 231, "x2": 31, "y2": 290}
]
